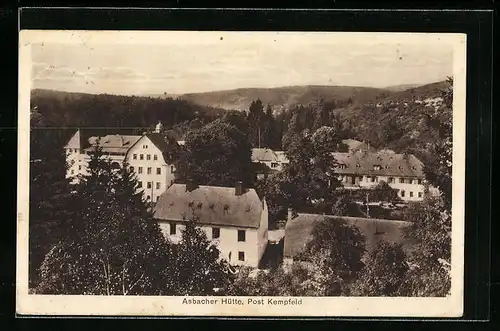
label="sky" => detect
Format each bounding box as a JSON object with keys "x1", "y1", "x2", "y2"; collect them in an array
[{"x1": 30, "y1": 32, "x2": 456, "y2": 95}]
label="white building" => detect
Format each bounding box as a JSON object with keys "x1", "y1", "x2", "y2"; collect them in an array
[
  {"x1": 64, "y1": 122, "x2": 178, "y2": 202},
  {"x1": 332, "y1": 150, "x2": 429, "y2": 202},
  {"x1": 153, "y1": 182, "x2": 269, "y2": 268}
]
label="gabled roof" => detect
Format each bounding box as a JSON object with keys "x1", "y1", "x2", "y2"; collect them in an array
[
  {"x1": 333, "y1": 150, "x2": 424, "y2": 178},
  {"x1": 251, "y1": 148, "x2": 279, "y2": 163},
  {"x1": 153, "y1": 184, "x2": 264, "y2": 229},
  {"x1": 64, "y1": 129, "x2": 81, "y2": 149},
  {"x1": 283, "y1": 213, "x2": 412, "y2": 259},
  {"x1": 84, "y1": 134, "x2": 141, "y2": 154},
  {"x1": 342, "y1": 139, "x2": 368, "y2": 151}
]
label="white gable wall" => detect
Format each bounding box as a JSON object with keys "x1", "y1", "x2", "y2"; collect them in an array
[
  {"x1": 157, "y1": 220, "x2": 262, "y2": 268},
  {"x1": 125, "y1": 136, "x2": 176, "y2": 203}
]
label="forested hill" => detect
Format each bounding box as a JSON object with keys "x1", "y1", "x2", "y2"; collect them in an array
[
  {"x1": 31, "y1": 89, "x2": 228, "y2": 141},
  {"x1": 150, "y1": 85, "x2": 393, "y2": 111},
  {"x1": 334, "y1": 80, "x2": 452, "y2": 153}
]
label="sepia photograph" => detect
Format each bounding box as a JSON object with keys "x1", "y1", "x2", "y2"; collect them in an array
[{"x1": 17, "y1": 30, "x2": 466, "y2": 317}]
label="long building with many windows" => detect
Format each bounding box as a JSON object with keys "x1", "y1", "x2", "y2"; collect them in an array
[
  {"x1": 332, "y1": 149, "x2": 429, "y2": 202},
  {"x1": 64, "y1": 122, "x2": 178, "y2": 202}
]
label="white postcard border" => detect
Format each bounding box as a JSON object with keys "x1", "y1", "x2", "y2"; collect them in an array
[{"x1": 17, "y1": 30, "x2": 467, "y2": 317}]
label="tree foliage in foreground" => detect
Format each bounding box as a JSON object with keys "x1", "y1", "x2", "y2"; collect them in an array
[
  {"x1": 37, "y1": 145, "x2": 172, "y2": 295},
  {"x1": 174, "y1": 119, "x2": 254, "y2": 187},
  {"x1": 350, "y1": 241, "x2": 409, "y2": 296},
  {"x1": 167, "y1": 217, "x2": 234, "y2": 295}
]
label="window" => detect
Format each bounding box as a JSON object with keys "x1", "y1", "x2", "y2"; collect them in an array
[
  {"x1": 388, "y1": 177, "x2": 395, "y2": 183},
  {"x1": 237, "y1": 230, "x2": 246, "y2": 242},
  {"x1": 417, "y1": 179, "x2": 422, "y2": 185},
  {"x1": 147, "y1": 182, "x2": 152, "y2": 189},
  {"x1": 146, "y1": 195, "x2": 150, "y2": 200},
  {"x1": 212, "y1": 227, "x2": 220, "y2": 239},
  {"x1": 170, "y1": 223, "x2": 176, "y2": 235},
  {"x1": 78, "y1": 165, "x2": 81, "y2": 170},
  {"x1": 138, "y1": 181, "x2": 142, "y2": 188},
  {"x1": 138, "y1": 167, "x2": 143, "y2": 174},
  {"x1": 271, "y1": 162, "x2": 279, "y2": 168},
  {"x1": 410, "y1": 191, "x2": 414, "y2": 197},
  {"x1": 140, "y1": 154, "x2": 144, "y2": 160},
  {"x1": 401, "y1": 190, "x2": 405, "y2": 197},
  {"x1": 371, "y1": 176, "x2": 378, "y2": 182},
  {"x1": 405, "y1": 178, "x2": 412, "y2": 184},
  {"x1": 418, "y1": 192, "x2": 423, "y2": 198},
  {"x1": 156, "y1": 196, "x2": 160, "y2": 202},
  {"x1": 170, "y1": 165, "x2": 174, "y2": 173},
  {"x1": 147, "y1": 167, "x2": 152, "y2": 174},
  {"x1": 156, "y1": 182, "x2": 160, "y2": 190},
  {"x1": 238, "y1": 251, "x2": 245, "y2": 261},
  {"x1": 130, "y1": 166, "x2": 134, "y2": 172},
  {"x1": 153, "y1": 154, "x2": 158, "y2": 161},
  {"x1": 373, "y1": 165, "x2": 381, "y2": 171},
  {"x1": 133, "y1": 154, "x2": 137, "y2": 160},
  {"x1": 156, "y1": 168, "x2": 161, "y2": 175},
  {"x1": 399, "y1": 178, "x2": 404, "y2": 184},
  {"x1": 147, "y1": 154, "x2": 151, "y2": 160}
]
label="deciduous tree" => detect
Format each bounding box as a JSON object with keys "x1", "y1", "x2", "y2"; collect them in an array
[
  {"x1": 175, "y1": 119, "x2": 254, "y2": 187},
  {"x1": 350, "y1": 241, "x2": 408, "y2": 296}
]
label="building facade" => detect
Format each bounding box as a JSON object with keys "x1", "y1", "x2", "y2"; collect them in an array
[
  {"x1": 64, "y1": 122, "x2": 177, "y2": 202},
  {"x1": 332, "y1": 150, "x2": 428, "y2": 202},
  {"x1": 153, "y1": 182, "x2": 269, "y2": 268}
]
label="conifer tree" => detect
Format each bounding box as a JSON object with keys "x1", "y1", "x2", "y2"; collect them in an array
[{"x1": 37, "y1": 144, "x2": 173, "y2": 295}]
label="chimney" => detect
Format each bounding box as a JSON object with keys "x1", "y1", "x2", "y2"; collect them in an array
[
  {"x1": 287, "y1": 207, "x2": 294, "y2": 222},
  {"x1": 186, "y1": 179, "x2": 198, "y2": 192},
  {"x1": 235, "y1": 181, "x2": 243, "y2": 196}
]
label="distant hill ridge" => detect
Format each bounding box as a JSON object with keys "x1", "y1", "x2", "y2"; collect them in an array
[
  {"x1": 160, "y1": 85, "x2": 391, "y2": 111},
  {"x1": 33, "y1": 81, "x2": 441, "y2": 113}
]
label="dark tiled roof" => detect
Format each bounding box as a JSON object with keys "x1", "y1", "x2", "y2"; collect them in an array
[
  {"x1": 333, "y1": 150, "x2": 424, "y2": 178},
  {"x1": 283, "y1": 213, "x2": 412, "y2": 259},
  {"x1": 153, "y1": 184, "x2": 264, "y2": 229},
  {"x1": 145, "y1": 133, "x2": 178, "y2": 163},
  {"x1": 84, "y1": 134, "x2": 141, "y2": 154}
]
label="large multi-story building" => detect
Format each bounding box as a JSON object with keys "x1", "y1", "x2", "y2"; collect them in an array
[
  {"x1": 153, "y1": 181, "x2": 269, "y2": 268},
  {"x1": 332, "y1": 150, "x2": 428, "y2": 202},
  {"x1": 249, "y1": 139, "x2": 431, "y2": 202},
  {"x1": 64, "y1": 122, "x2": 177, "y2": 202}
]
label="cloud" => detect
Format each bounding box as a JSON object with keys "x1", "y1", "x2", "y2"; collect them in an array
[{"x1": 32, "y1": 62, "x2": 86, "y2": 81}]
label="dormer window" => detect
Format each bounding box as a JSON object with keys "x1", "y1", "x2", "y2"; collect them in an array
[
  {"x1": 338, "y1": 164, "x2": 347, "y2": 169},
  {"x1": 197, "y1": 202, "x2": 203, "y2": 209},
  {"x1": 188, "y1": 201, "x2": 194, "y2": 207},
  {"x1": 373, "y1": 165, "x2": 381, "y2": 171}
]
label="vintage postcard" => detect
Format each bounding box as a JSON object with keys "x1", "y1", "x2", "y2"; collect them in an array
[{"x1": 17, "y1": 30, "x2": 466, "y2": 317}]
